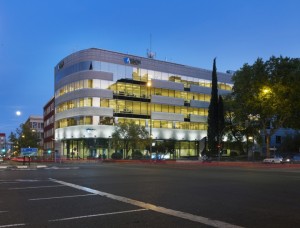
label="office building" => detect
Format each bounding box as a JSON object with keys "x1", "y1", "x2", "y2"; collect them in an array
[{"x1": 54, "y1": 48, "x2": 232, "y2": 159}]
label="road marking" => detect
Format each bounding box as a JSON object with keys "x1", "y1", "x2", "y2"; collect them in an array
[
  {"x1": 0, "y1": 211, "x2": 8, "y2": 213},
  {"x1": 15, "y1": 179, "x2": 39, "y2": 182},
  {"x1": 29, "y1": 193, "x2": 97, "y2": 201},
  {"x1": 50, "y1": 178, "x2": 244, "y2": 228},
  {"x1": 45, "y1": 166, "x2": 79, "y2": 170},
  {"x1": 49, "y1": 209, "x2": 148, "y2": 222},
  {"x1": 0, "y1": 182, "x2": 19, "y2": 184},
  {"x1": 9, "y1": 185, "x2": 64, "y2": 190},
  {"x1": 0, "y1": 224, "x2": 25, "y2": 228}
]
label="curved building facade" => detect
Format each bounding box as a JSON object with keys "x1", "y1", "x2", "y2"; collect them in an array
[{"x1": 54, "y1": 48, "x2": 232, "y2": 159}]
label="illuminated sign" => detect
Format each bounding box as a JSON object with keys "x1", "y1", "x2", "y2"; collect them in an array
[
  {"x1": 21, "y1": 148, "x2": 38, "y2": 156},
  {"x1": 123, "y1": 57, "x2": 141, "y2": 65}
]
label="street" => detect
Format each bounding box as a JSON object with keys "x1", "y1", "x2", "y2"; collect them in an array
[{"x1": 0, "y1": 162, "x2": 300, "y2": 227}]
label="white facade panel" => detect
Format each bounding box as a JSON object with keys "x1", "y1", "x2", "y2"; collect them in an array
[
  {"x1": 151, "y1": 95, "x2": 184, "y2": 106},
  {"x1": 151, "y1": 79, "x2": 184, "y2": 91},
  {"x1": 55, "y1": 89, "x2": 113, "y2": 105},
  {"x1": 190, "y1": 114, "x2": 207, "y2": 123},
  {"x1": 190, "y1": 100, "x2": 210, "y2": 108},
  {"x1": 190, "y1": 85, "x2": 211, "y2": 94},
  {"x1": 55, "y1": 107, "x2": 113, "y2": 121},
  {"x1": 151, "y1": 112, "x2": 184, "y2": 121}
]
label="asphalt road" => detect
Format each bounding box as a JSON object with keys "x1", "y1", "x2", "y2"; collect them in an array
[{"x1": 0, "y1": 162, "x2": 300, "y2": 227}]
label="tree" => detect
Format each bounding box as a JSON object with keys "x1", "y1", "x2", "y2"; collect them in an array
[
  {"x1": 217, "y1": 95, "x2": 225, "y2": 150},
  {"x1": 207, "y1": 58, "x2": 219, "y2": 155},
  {"x1": 8, "y1": 124, "x2": 40, "y2": 156},
  {"x1": 111, "y1": 121, "x2": 150, "y2": 158},
  {"x1": 230, "y1": 56, "x2": 300, "y2": 157}
]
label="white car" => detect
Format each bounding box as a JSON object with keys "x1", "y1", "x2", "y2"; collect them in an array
[{"x1": 263, "y1": 157, "x2": 283, "y2": 164}]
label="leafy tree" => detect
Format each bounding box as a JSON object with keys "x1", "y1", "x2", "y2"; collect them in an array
[
  {"x1": 218, "y1": 95, "x2": 225, "y2": 143},
  {"x1": 230, "y1": 56, "x2": 300, "y2": 157},
  {"x1": 111, "y1": 121, "x2": 149, "y2": 158},
  {"x1": 8, "y1": 124, "x2": 40, "y2": 156},
  {"x1": 207, "y1": 58, "x2": 219, "y2": 155}
]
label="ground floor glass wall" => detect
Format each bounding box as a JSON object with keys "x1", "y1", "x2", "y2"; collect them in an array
[{"x1": 60, "y1": 138, "x2": 201, "y2": 159}]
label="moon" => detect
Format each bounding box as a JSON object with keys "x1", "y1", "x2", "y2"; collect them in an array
[{"x1": 16, "y1": 111, "x2": 21, "y2": 116}]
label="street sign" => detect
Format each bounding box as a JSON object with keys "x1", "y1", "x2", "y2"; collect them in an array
[{"x1": 20, "y1": 148, "x2": 38, "y2": 156}]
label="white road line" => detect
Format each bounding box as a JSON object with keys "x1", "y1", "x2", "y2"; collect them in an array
[
  {"x1": 0, "y1": 182, "x2": 19, "y2": 184},
  {"x1": 15, "y1": 179, "x2": 39, "y2": 182},
  {"x1": 49, "y1": 209, "x2": 148, "y2": 222},
  {"x1": 0, "y1": 224, "x2": 25, "y2": 228},
  {"x1": 50, "y1": 178, "x2": 244, "y2": 228},
  {"x1": 29, "y1": 193, "x2": 97, "y2": 201},
  {"x1": 0, "y1": 211, "x2": 8, "y2": 213},
  {"x1": 9, "y1": 185, "x2": 64, "y2": 190}
]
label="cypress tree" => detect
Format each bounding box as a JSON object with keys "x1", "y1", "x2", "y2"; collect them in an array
[{"x1": 207, "y1": 58, "x2": 219, "y2": 156}]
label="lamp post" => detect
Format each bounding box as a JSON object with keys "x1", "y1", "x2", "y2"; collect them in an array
[{"x1": 147, "y1": 81, "x2": 152, "y2": 158}]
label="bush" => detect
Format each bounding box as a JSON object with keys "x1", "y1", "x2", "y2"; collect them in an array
[{"x1": 111, "y1": 152, "x2": 123, "y2": 160}]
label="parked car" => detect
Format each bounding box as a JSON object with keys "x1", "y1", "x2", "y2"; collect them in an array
[
  {"x1": 291, "y1": 154, "x2": 300, "y2": 163},
  {"x1": 282, "y1": 155, "x2": 293, "y2": 164},
  {"x1": 281, "y1": 154, "x2": 300, "y2": 164},
  {"x1": 263, "y1": 156, "x2": 283, "y2": 164}
]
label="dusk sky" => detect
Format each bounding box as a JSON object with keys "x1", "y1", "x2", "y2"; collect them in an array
[{"x1": 0, "y1": 0, "x2": 299, "y2": 137}]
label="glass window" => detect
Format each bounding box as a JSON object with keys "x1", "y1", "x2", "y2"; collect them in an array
[
  {"x1": 175, "y1": 106, "x2": 181, "y2": 114},
  {"x1": 117, "y1": 100, "x2": 125, "y2": 112},
  {"x1": 162, "y1": 72, "x2": 168, "y2": 81},
  {"x1": 168, "y1": 90, "x2": 175, "y2": 98},
  {"x1": 132, "y1": 84, "x2": 140, "y2": 97},
  {"x1": 175, "y1": 91, "x2": 181, "y2": 98},
  {"x1": 100, "y1": 99, "x2": 109, "y2": 108},
  {"x1": 155, "y1": 88, "x2": 162, "y2": 96},
  {"x1": 132, "y1": 101, "x2": 140, "y2": 114},
  {"x1": 162, "y1": 105, "x2": 168, "y2": 113},
  {"x1": 109, "y1": 99, "x2": 116, "y2": 112},
  {"x1": 125, "y1": 101, "x2": 133, "y2": 113},
  {"x1": 148, "y1": 70, "x2": 154, "y2": 80},
  {"x1": 85, "y1": 98, "x2": 92, "y2": 106},
  {"x1": 141, "y1": 102, "x2": 147, "y2": 115},
  {"x1": 161, "y1": 89, "x2": 168, "y2": 97},
  {"x1": 168, "y1": 105, "x2": 174, "y2": 113},
  {"x1": 154, "y1": 71, "x2": 161, "y2": 80},
  {"x1": 140, "y1": 86, "x2": 147, "y2": 98},
  {"x1": 154, "y1": 104, "x2": 161, "y2": 112}
]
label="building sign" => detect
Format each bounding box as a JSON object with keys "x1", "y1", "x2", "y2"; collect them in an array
[
  {"x1": 21, "y1": 148, "x2": 38, "y2": 156},
  {"x1": 58, "y1": 60, "x2": 64, "y2": 70},
  {"x1": 123, "y1": 57, "x2": 141, "y2": 65}
]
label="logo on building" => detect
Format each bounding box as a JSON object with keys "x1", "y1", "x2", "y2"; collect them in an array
[{"x1": 123, "y1": 57, "x2": 141, "y2": 65}]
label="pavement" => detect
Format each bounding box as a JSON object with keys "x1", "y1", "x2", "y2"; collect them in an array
[{"x1": 1, "y1": 158, "x2": 300, "y2": 170}]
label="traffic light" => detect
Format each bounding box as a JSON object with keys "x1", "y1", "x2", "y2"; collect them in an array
[
  {"x1": 47, "y1": 149, "x2": 51, "y2": 154},
  {"x1": 1, "y1": 148, "x2": 5, "y2": 153}
]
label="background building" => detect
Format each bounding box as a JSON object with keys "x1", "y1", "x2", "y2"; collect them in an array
[
  {"x1": 25, "y1": 115, "x2": 44, "y2": 155},
  {"x1": 0, "y1": 133, "x2": 6, "y2": 156},
  {"x1": 43, "y1": 97, "x2": 55, "y2": 158},
  {"x1": 54, "y1": 48, "x2": 233, "y2": 159}
]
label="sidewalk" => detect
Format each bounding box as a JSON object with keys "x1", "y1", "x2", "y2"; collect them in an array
[{"x1": 1, "y1": 159, "x2": 300, "y2": 169}]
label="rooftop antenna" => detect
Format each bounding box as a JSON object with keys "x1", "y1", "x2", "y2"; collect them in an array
[{"x1": 147, "y1": 34, "x2": 156, "y2": 59}]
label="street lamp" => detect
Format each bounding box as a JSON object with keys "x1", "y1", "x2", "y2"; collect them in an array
[{"x1": 147, "y1": 81, "x2": 152, "y2": 158}]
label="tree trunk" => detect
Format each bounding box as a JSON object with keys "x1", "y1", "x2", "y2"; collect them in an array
[{"x1": 266, "y1": 134, "x2": 270, "y2": 158}]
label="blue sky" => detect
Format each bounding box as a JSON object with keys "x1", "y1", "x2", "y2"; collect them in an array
[{"x1": 0, "y1": 0, "x2": 299, "y2": 136}]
